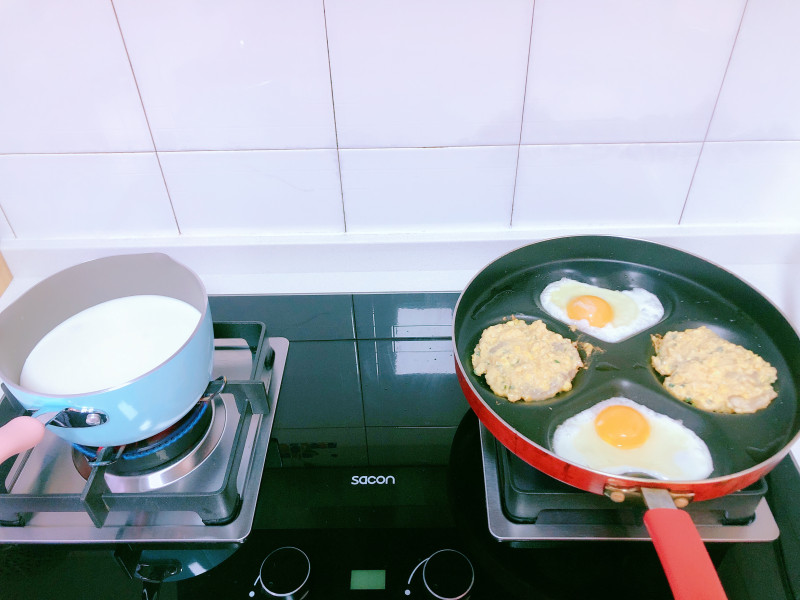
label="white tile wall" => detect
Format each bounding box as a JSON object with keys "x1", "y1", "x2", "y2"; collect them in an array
[
  {"x1": 159, "y1": 150, "x2": 345, "y2": 235},
  {"x1": 513, "y1": 143, "x2": 701, "y2": 227},
  {"x1": 340, "y1": 147, "x2": 517, "y2": 232},
  {"x1": 0, "y1": 153, "x2": 177, "y2": 239},
  {"x1": 521, "y1": 0, "x2": 745, "y2": 144},
  {"x1": 0, "y1": 0, "x2": 799, "y2": 249},
  {"x1": 708, "y1": 0, "x2": 800, "y2": 141},
  {"x1": 113, "y1": 0, "x2": 336, "y2": 151},
  {"x1": 0, "y1": 0, "x2": 152, "y2": 154},
  {"x1": 325, "y1": 0, "x2": 534, "y2": 148},
  {"x1": 682, "y1": 142, "x2": 800, "y2": 225}
]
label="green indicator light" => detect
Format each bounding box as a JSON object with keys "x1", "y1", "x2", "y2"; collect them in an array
[{"x1": 350, "y1": 569, "x2": 386, "y2": 590}]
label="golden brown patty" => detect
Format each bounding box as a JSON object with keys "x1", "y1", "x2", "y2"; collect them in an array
[
  {"x1": 471, "y1": 318, "x2": 583, "y2": 402},
  {"x1": 651, "y1": 326, "x2": 777, "y2": 414}
]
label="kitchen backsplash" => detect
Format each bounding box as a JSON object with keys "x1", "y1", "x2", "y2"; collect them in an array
[{"x1": 1, "y1": 0, "x2": 799, "y2": 281}]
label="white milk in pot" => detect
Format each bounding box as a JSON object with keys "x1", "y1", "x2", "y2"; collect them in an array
[{"x1": 20, "y1": 295, "x2": 201, "y2": 395}]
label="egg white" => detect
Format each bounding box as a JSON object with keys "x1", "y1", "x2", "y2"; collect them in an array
[
  {"x1": 540, "y1": 278, "x2": 664, "y2": 343},
  {"x1": 552, "y1": 397, "x2": 713, "y2": 481}
]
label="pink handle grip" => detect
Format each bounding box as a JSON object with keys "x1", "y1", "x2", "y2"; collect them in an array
[
  {"x1": 0, "y1": 416, "x2": 46, "y2": 464},
  {"x1": 644, "y1": 508, "x2": 728, "y2": 600}
]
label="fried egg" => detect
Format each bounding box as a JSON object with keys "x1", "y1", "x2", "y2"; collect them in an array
[
  {"x1": 552, "y1": 397, "x2": 713, "y2": 480},
  {"x1": 540, "y1": 278, "x2": 664, "y2": 343}
]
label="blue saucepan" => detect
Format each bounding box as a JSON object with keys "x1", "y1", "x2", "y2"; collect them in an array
[{"x1": 0, "y1": 253, "x2": 214, "y2": 461}]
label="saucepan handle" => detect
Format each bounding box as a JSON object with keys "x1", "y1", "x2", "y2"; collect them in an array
[
  {"x1": 644, "y1": 507, "x2": 728, "y2": 600},
  {"x1": 0, "y1": 415, "x2": 47, "y2": 464}
]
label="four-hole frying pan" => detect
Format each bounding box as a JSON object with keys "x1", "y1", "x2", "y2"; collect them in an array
[{"x1": 452, "y1": 235, "x2": 800, "y2": 600}]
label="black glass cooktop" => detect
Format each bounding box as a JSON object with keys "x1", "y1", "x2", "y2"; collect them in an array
[{"x1": 1, "y1": 293, "x2": 800, "y2": 600}]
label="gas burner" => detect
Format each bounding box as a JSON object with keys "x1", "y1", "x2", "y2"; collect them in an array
[
  {"x1": 0, "y1": 322, "x2": 288, "y2": 544},
  {"x1": 74, "y1": 398, "x2": 212, "y2": 469},
  {"x1": 71, "y1": 394, "x2": 226, "y2": 493}
]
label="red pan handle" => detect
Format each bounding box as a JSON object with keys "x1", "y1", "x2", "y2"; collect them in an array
[
  {"x1": 644, "y1": 508, "x2": 728, "y2": 600},
  {"x1": 0, "y1": 415, "x2": 46, "y2": 464}
]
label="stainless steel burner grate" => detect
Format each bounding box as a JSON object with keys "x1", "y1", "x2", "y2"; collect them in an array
[{"x1": 0, "y1": 321, "x2": 288, "y2": 544}]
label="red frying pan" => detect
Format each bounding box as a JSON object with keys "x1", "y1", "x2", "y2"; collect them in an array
[{"x1": 452, "y1": 236, "x2": 800, "y2": 600}]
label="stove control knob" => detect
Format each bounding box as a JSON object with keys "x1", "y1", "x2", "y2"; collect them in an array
[
  {"x1": 421, "y1": 549, "x2": 474, "y2": 600},
  {"x1": 255, "y1": 546, "x2": 310, "y2": 600}
]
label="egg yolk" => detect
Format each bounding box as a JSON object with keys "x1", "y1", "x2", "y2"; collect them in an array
[
  {"x1": 594, "y1": 405, "x2": 651, "y2": 449},
  {"x1": 566, "y1": 295, "x2": 614, "y2": 327}
]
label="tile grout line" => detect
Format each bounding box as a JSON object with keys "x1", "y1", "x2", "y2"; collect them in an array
[
  {"x1": 3, "y1": 138, "x2": 794, "y2": 160},
  {"x1": 322, "y1": 0, "x2": 347, "y2": 233},
  {"x1": 0, "y1": 203, "x2": 17, "y2": 239},
  {"x1": 110, "y1": 0, "x2": 182, "y2": 235},
  {"x1": 510, "y1": 0, "x2": 537, "y2": 229},
  {"x1": 678, "y1": 0, "x2": 749, "y2": 225}
]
